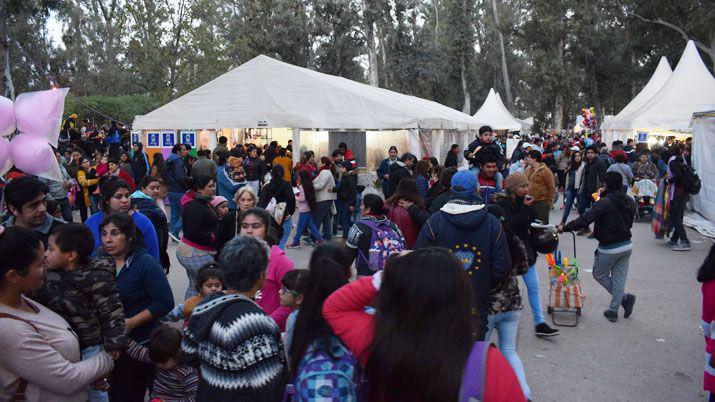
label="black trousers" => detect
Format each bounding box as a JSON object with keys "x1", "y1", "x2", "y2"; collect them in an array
[
  {"x1": 669, "y1": 194, "x2": 689, "y2": 243},
  {"x1": 108, "y1": 352, "x2": 155, "y2": 402}
]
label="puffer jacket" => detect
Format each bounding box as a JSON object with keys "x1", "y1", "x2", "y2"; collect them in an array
[
  {"x1": 312, "y1": 168, "x2": 337, "y2": 202},
  {"x1": 580, "y1": 157, "x2": 607, "y2": 194},
  {"x1": 563, "y1": 190, "x2": 636, "y2": 246}
]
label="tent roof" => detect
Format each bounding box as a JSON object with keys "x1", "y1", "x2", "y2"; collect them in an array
[
  {"x1": 609, "y1": 41, "x2": 715, "y2": 131},
  {"x1": 471, "y1": 89, "x2": 522, "y2": 131},
  {"x1": 602, "y1": 56, "x2": 672, "y2": 130},
  {"x1": 133, "y1": 55, "x2": 479, "y2": 131}
]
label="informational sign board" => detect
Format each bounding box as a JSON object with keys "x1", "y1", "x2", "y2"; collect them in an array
[
  {"x1": 147, "y1": 132, "x2": 160, "y2": 147},
  {"x1": 180, "y1": 131, "x2": 196, "y2": 148},
  {"x1": 162, "y1": 132, "x2": 176, "y2": 148},
  {"x1": 131, "y1": 132, "x2": 140, "y2": 145},
  {"x1": 637, "y1": 131, "x2": 648, "y2": 143}
]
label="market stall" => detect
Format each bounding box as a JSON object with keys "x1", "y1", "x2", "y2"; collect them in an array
[{"x1": 132, "y1": 55, "x2": 481, "y2": 169}]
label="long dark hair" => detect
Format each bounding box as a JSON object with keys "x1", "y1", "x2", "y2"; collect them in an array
[
  {"x1": 567, "y1": 151, "x2": 582, "y2": 172},
  {"x1": 239, "y1": 207, "x2": 278, "y2": 246},
  {"x1": 387, "y1": 177, "x2": 425, "y2": 209},
  {"x1": 698, "y1": 244, "x2": 715, "y2": 283},
  {"x1": 320, "y1": 156, "x2": 338, "y2": 179},
  {"x1": 98, "y1": 176, "x2": 131, "y2": 211},
  {"x1": 298, "y1": 170, "x2": 317, "y2": 211},
  {"x1": 258, "y1": 164, "x2": 286, "y2": 208},
  {"x1": 289, "y1": 242, "x2": 352, "y2": 373},
  {"x1": 152, "y1": 152, "x2": 166, "y2": 176},
  {"x1": 99, "y1": 213, "x2": 143, "y2": 255},
  {"x1": 366, "y1": 247, "x2": 475, "y2": 402}
]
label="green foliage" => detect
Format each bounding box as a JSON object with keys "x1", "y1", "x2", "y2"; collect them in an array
[{"x1": 63, "y1": 94, "x2": 163, "y2": 125}]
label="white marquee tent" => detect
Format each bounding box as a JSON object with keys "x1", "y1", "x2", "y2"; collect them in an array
[
  {"x1": 472, "y1": 88, "x2": 522, "y2": 131},
  {"x1": 606, "y1": 41, "x2": 715, "y2": 140},
  {"x1": 692, "y1": 110, "x2": 715, "y2": 223},
  {"x1": 601, "y1": 56, "x2": 672, "y2": 145}
]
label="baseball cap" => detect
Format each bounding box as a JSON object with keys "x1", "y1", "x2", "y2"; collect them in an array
[
  {"x1": 570, "y1": 146, "x2": 580, "y2": 152},
  {"x1": 451, "y1": 170, "x2": 477, "y2": 196},
  {"x1": 521, "y1": 142, "x2": 532, "y2": 149}
]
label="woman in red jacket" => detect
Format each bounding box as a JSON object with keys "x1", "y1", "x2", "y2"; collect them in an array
[
  {"x1": 323, "y1": 247, "x2": 525, "y2": 402},
  {"x1": 385, "y1": 178, "x2": 427, "y2": 248}
]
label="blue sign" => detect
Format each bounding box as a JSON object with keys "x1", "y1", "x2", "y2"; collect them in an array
[
  {"x1": 637, "y1": 131, "x2": 648, "y2": 143},
  {"x1": 131, "y1": 132, "x2": 140, "y2": 145},
  {"x1": 162, "y1": 132, "x2": 176, "y2": 147},
  {"x1": 147, "y1": 132, "x2": 160, "y2": 147},
  {"x1": 181, "y1": 131, "x2": 196, "y2": 147}
]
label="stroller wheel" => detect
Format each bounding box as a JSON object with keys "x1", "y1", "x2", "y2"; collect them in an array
[
  {"x1": 576, "y1": 307, "x2": 582, "y2": 316},
  {"x1": 547, "y1": 306, "x2": 554, "y2": 314}
]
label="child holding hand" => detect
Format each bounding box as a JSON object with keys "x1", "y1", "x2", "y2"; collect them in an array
[
  {"x1": 163, "y1": 264, "x2": 223, "y2": 324},
  {"x1": 36, "y1": 223, "x2": 126, "y2": 401}
]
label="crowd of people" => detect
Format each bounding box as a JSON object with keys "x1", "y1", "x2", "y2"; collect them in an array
[{"x1": 0, "y1": 115, "x2": 705, "y2": 401}]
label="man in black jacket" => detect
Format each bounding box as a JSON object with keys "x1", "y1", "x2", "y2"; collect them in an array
[
  {"x1": 387, "y1": 153, "x2": 416, "y2": 191},
  {"x1": 165, "y1": 143, "x2": 189, "y2": 240},
  {"x1": 444, "y1": 144, "x2": 460, "y2": 168},
  {"x1": 576, "y1": 145, "x2": 607, "y2": 235},
  {"x1": 667, "y1": 146, "x2": 691, "y2": 251},
  {"x1": 559, "y1": 172, "x2": 637, "y2": 322}
]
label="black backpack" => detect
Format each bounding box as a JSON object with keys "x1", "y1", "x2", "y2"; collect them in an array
[{"x1": 682, "y1": 165, "x2": 702, "y2": 195}]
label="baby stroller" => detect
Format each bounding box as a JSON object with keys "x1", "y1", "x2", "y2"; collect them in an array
[
  {"x1": 632, "y1": 179, "x2": 657, "y2": 222},
  {"x1": 533, "y1": 224, "x2": 585, "y2": 327}
]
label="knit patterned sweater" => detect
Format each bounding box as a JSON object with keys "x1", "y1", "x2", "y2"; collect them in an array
[{"x1": 183, "y1": 293, "x2": 288, "y2": 401}]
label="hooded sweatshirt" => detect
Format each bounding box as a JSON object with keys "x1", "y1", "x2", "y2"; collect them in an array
[
  {"x1": 182, "y1": 293, "x2": 288, "y2": 401},
  {"x1": 165, "y1": 153, "x2": 188, "y2": 193},
  {"x1": 131, "y1": 142, "x2": 150, "y2": 183},
  {"x1": 414, "y1": 194, "x2": 511, "y2": 337}
]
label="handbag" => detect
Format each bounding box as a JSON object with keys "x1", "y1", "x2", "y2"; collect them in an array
[{"x1": 265, "y1": 196, "x2": 287, "y2": 224}]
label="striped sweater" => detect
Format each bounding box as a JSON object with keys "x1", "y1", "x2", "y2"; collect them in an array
[
  {"x1": 127, "y1": 340, "x2": 198, "y2": 401},
  {"x1": 702, "y1": 280, "x2": 715, "y2": 392},
  {"x1": 183, "y1": 292, "x2": 288, "y2": 401}
]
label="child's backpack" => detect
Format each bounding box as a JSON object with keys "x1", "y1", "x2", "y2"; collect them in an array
[
  {"x1": 357, "y1": 218, "x2": 405, "y2": 272},
  {"x1": 459, "y1": 341, "x2": 492, "y2": 402},
  {"x1": 290, "y1": 336, "x2": 363, "y2": 401}
]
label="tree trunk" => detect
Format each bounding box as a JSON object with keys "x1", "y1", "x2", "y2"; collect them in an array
[
  {"x1": 362, "y1": 0, "x2": 379, "y2": 86},
  {"x1": 491, "y1": 0, "x2": 512, "y2": 109},
  {"x1": 375, "y1": 11, "x2": 388, "y2": 87},
  {"x1": 553, "y1": 39, "x2": 564, "y2": 130},
  {"x1": 461, "y1": 59, "x2": 470, "y2": 114},
  {"x1": 0, "y1": 0, "x2": 13, "y2": 100},
  {"x1": 630, "y1": 51, "x2": 637, "y2": 98}
]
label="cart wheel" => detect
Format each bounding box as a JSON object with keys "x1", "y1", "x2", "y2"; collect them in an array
[
  {"x1": 576, "y1": 307, "x2": 581, "y2": 316},
  {"x1": 547, "y1": 307, "x2": 554, "y2": 314}
]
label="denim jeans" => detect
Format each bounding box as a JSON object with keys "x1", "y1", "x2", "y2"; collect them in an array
[
  {"x1": 279, "y1": 218, "x2": 293, "y2": 250},
  {"x1": 168, "y1": 191, "x2": 184, "y2": 237},
  {"x1": 520, "y1": 263, "x2": 545, "y2": 325},
  {"x1": 313, "y1": 200, "x2": 333, "y2": 240},
  {"x1": 485, "y1": 310, "x2": 531, "y2": 400},
  {"x1": 577, "y1": 191, "x2": 592, "y2": 215},
  {"x1": 57, "y1": 197, "x2": 73, "y2": 223},
  {"x1": 561, "y1": 188, "x2": 577, "y2": 224},
  {"x1": 593, "y1": 248, "x2": 631, "y2": 312},
  {"x1": 292, "y1": 211, "x2": 322, "y2": 245},
  {"x1": 338, "y1": 200, "x2": 352, "y2": 238},
  {"x1": 81, "y1": 344, "x2": 109, "y2": 402}
]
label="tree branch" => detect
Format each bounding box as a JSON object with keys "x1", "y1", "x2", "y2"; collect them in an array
[{"x1": 625, "y1": 7, "x2": 713, "y2": 57}]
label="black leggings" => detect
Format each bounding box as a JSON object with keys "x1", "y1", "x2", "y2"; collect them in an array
[
  {"x1": 108, "y1": 352, "x2": 155, "y2": 402},
  {"x1": 669, "y1": 194, "x2": 689, "y2": 243}
]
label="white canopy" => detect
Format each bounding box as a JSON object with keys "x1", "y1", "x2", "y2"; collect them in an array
[
  {"x1": 602, "y1": 56, "x2": 672, "y2": 131},
  {"x1": 472, "y1": 88, "x2": 522, "y2": 131},
  {"x1": 133, "y1": 55, "x2": 479, "y2": 131},
  {"x1": 610, "y1": 41, "x2": 715, "y2": 132},
  {"x1": 692, "y1": 110, "x2": 715, "y2": 223}
]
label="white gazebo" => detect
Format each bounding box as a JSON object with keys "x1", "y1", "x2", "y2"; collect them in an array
[
  {"x1": 472, "y1": 88, "x2": 522, "y2": 132},
  {"x1": 604, "y1": 41, "x2": 715, "y2": 147},
  {"x1": 132, "y1": 55, "x2": 480, "y2": 168}
]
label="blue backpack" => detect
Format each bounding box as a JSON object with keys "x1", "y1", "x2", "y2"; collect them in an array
[
  {"x1": 356, "y1": 218, "x2": 405, "y2": 273},
  {"x1": 289, "y1": 336, "x2": 363, "y2": 401}
]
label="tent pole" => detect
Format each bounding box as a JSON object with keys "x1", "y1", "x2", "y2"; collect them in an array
[{"x1": 292, "y1": 128, "x2": 301, "y2": 165}]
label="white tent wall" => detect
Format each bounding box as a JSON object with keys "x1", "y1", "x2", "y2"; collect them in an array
[{"x1": 692, "y1": 111, "x2": 715, "y2": 223}]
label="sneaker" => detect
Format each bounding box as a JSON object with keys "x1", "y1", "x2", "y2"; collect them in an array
[
  {"x1": 535, "y1": 323, "x2": 561, "y2": 337},
  {"x1": 333, "y1": 232, "x2": 343, "y2": 238},
  {"x1": 603, "y1": 310, "x2": 618, "y2": 322},
  {"x1": 168, "y1": 232, "x2": 180, "y2": 243},
  {"x1": 672, "y1": 240, "x2": 691, "y2": 251},
  {"x1": 666, "y1": 239, "x2": 677, "y2": 248},
  {"x1": 286, "y1": 243, "x2": 301, "y2": 249},
  {"x1": 622, "y1": 294, "x2": 636, "y2": 318}
]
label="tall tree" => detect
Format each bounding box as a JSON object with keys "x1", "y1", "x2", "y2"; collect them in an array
[{"x1": 490, "y1": 0, "x2": 513, "y2": 109}]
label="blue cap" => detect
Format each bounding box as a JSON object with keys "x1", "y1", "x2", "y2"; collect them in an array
[{"x1": 451, "y1": 170, "x2": 477, "y2": 195}]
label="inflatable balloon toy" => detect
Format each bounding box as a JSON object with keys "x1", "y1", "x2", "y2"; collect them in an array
[
  {"x1": 0, "y1": 137, "x2": 11, "y2": 176},
  {"x1": 14, "y1": 88, "x2": 69, "y2": 147},
  {"x1": 10, "y1": 134, "x2": 62, "y2": 180}
]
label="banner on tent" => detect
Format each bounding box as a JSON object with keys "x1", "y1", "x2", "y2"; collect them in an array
[
  {"x1": 131, "y1": 132, "x2": 140, "y2": 145},
  {"x1": 147, "y1": 132, "x2": 160, "y2": 147},
  {"x1": 637, "y1": 132, "x2": 648, "y2": 142},
  {"x1": 181, "y1": 131, "x2": 196, "y2": 148},
  {"x1": 162, "y1": 131, "x2": 176, "y2": 147}
]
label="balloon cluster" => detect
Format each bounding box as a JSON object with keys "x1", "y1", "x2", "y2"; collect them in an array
[
  {"x1": 546, "y1": 251, "x2": 579, "y2": 286},
  {"x1": 580, "y1": 107, "x2": 598, "y2": 131},
  {"x1": 0, "y1": 88, "x2": 68, "y2": 180}
]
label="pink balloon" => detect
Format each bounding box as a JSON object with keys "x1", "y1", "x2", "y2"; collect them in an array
[
  {"x1": 14, "y1": 88, "x2": 68, "y2": 146},
  {"x1": 10, "y1": 134, "x2": 55, "y2": 175},
  {"x1": 0, "y1": 96, "x2": 14, "y2": 137},
  {"x1": 0, "y1": 137, "x2": 11, "y2": 175}
]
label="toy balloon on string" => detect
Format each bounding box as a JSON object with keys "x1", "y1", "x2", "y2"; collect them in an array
[{"x1": 14, "y1": 88, "x2": 69, "y2": 147}]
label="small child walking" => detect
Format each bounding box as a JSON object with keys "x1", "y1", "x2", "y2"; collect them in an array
[
  {"x1": 699, "y1": 244, "x2": 715, "y2": 401},
  {"x1": 280, "y1": 269, "x2": 307, "y2": 353},
  {"x1": 36, "y1": 223, "x2": 126, "y2": 402},
  {"x1": 287, "y1": 170, "x2": 323, "y2": 248},
  {"x1": 163, "y1": 263, "x2": 223, "y2": 324},
  {"x1": 126, "y1": 325, "x2": 198, "y2": 401}
]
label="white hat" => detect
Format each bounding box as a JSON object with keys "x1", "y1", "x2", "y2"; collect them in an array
[
  {"x1": 570, "y1": 146, "x2": 580, "y2": 152},
  {"x1": 522, "y1": 142, "x2": 532, "y2": 149}
]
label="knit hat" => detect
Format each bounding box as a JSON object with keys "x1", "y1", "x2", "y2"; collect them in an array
[
  {"x1": 505, "y1": 173, "x2": 529, "y2": 193},
  {"x1": 210, "y1": 196, "x2": 228, "y2": 209},
  {"x1": 451, "y1": 170, "x2": 477, "y2": 196}
]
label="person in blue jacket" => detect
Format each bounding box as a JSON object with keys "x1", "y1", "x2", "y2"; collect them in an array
[
  {"x1": 414, "y1": 169, "x2": 511, "y2": 340},
  {"x1": 98, "y1": 213, "x2": 174, "y2": 401},
  {"x1": 377, "y1": 146, "x2": 399, "y2": 198},
  {"x1": 216, "y1": 156, "x2": 247, "y2": 211},
  {"x1": 164, "y1": 143, "x2": 189, "y2": 239},
  {"x1": 85, "y1": 176, "x2": 160, "y2": 261}
]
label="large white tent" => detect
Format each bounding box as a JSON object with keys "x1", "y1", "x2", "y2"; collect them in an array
[
  {"x1": 133, "y1": 55, "x2": 479, "y2": 132},
  {"x1": 601, "y1": 56, "x2": 672, "y2": 145},
  {"x1": 607, "y1": 41, "x2": 715, "y2": 138},
  {"x1": 472, "y1": 88, "x2": 521, "y2": 131},
  {"x1": 692, "y1": 110, "x2": 715, "y2": 222}
]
